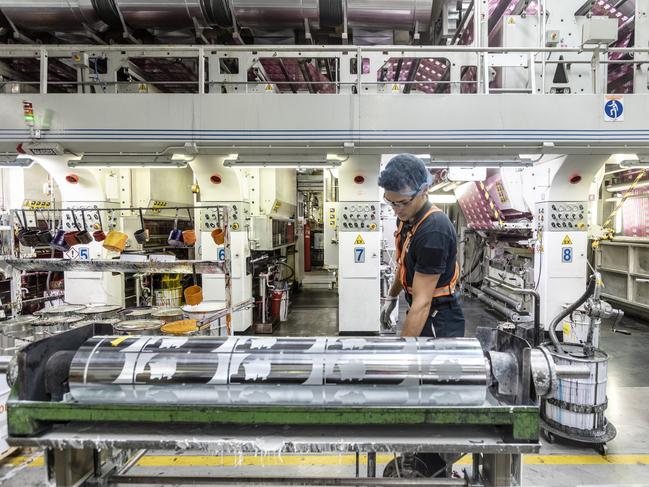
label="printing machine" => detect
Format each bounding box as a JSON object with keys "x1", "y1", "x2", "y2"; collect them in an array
[{"x1": 4, "y1": 322, "x2": 589, "y2": 487}]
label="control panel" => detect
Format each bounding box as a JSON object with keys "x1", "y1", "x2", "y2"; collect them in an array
[
  {"x1": 199, "y1": 202, "x2": 249, "y2": 232},
  {"x1": 537, "y1": 201, "x2": 588, "y2": 232},
  {"x1": 60, "y1": 205, "x2": 112, "y2": 231},
  {"x1": 337, "y1": 202, "x2": 380, "y2": 232}
]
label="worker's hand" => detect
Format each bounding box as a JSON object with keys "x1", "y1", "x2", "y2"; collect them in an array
[{"x1": 380, "y1": 297, "x2": 397, "y2": 329}]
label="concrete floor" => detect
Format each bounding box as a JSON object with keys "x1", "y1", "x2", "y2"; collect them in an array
[{"x1": 1, "y1": 288, "x2": 649, "y2": 486}]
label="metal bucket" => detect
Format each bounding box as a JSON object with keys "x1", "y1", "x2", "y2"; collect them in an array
[
  {"x1": 1, "y1": 330, "x2": 34, "y2": 353},
  {"x1": 154, "y1": 287, "x2": 183, "y2": 307},
  {"x1": 1, "y1": 316, "x2": 38, "y2": 352},
  {"x1": 113, "y1": 319, "x2": 163, "y2": 335},
  {"x1": 78, "y1": 305, "x2": 123, "y2": 320},
  {"x1": 76, "y1": 318, "x2": 121, "y2": 328},
  {"x1": 32, "y1": 316, "x2": 84, "y2": 336},
  {"x1": 0, "y1": 315, "x2": 38, "y2": 335},
  {"x1": 151, "y1": 308, "x2": 184, "y2": 324},
  {"x1": 34, "y1": 304, "x2": 86, "y2": 317},
  {"x1": 543, "y1": 344, "x2": 609, "y2": 436},
  {"x1": 120, "y1": 307, "x2": 158, "y2": 320},
  {"x1": 561, "y1": 311, "x2": 598, "y2": 348}
]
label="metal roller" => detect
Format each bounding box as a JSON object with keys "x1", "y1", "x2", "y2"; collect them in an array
[
  {"x1": 481, "y1": 285, "x2": 524, "y2": 312},
  {"x1": 0, "y1": 0, "x2": 108, "y2": 32},
  {"x1": 69, "y1": 336, "x2": 488, "y2": 406}
]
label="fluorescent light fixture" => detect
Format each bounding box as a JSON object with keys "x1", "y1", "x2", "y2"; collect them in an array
[
  {"x1": 619, "y1": 159, "x2": 649, "y2": 170},
  {"x1": 171, "y1": 153, "x2": 195, "y2": 161},
  {"x1": 0, "y1": 155, "x2": 34, "y2": 168},
  {"x1": 442, "y1": 181, "x2": 463, "y2": 192},
  {"x1": 68, "y1": 155, "x2": 187, "y2": 169},
  {"x1": 429, "y1": 181, "x2": 450, "y2": 192},
  {"x1": 429, "y1": 194, "x2": 457, "y2": 204},
  {"x1": 223, "y1": 154, "x2": 343, "y2": 169},
  {"x1": 606, "y1": 180, "x2": 649, "y2": 192},
  {"x1": 426, "y1": 157, "x2": 534, "y2": 168},
  {"x1": 226, "y1": 162, "x2": 341, "y2": 169}
]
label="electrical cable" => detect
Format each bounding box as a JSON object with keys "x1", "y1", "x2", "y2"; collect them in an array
[
  {"x1": 534, "y1": 250, "x2": 542, "y2": 291},
  {"x1": 462, "y1": 236, "x2": 485, "y2": 284}
]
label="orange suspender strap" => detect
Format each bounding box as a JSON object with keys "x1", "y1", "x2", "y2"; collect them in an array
[
  {"x1": 431, "y1": 261, "x2": 460, "y2": 298},
  {"x1": 395, "y1": 208, "x2": 460, "y2": 298}
]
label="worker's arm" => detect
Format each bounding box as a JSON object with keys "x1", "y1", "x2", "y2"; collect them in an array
[{"x1": 400, "y1": 271, "x2": 440, "y2": 337}]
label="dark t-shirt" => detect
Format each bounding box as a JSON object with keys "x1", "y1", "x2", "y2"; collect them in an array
[{"x1": 398, "y1": 202, "x2": 458, "y2": 306}]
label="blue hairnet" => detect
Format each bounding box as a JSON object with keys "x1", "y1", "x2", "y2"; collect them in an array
[{"x1": 378, "y1": 154, "x2": 433, "y2": 195}]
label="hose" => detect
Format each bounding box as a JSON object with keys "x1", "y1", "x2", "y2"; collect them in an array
[
  {"x1": 461, "y1": 237, "x2": 485, "y2": 283},
  {"x1": 548, "y1": 275, "x2": 596, "y2": 354}
]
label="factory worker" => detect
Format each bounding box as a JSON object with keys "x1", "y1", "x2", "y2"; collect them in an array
[
  {"x1": 379, "y1": 153, "x2": 465, "y2": 338},
  {"x1": 378, "y1": 153, "x2": 465, "y2": 478}
]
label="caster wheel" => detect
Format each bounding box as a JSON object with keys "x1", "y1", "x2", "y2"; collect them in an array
[
  {"x1": 383, "y1": 455, "x2": 428, "y2": 478},
  {"x1": 597, "y1": 444, "x2": 608, "y2": 456},
  {"x1": 545, "y1": 431, "x2": 555, "y2": 444}
]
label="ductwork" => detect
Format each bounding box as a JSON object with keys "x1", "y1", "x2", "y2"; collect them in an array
[
  {"x1": 0, "y1": 0, "x2": 108, "y2": 33},
  {"x1": 0, "y1": 0, "x2": 435, "y2": 35},
  {"x1": 232, "y1": 0, "x2": 320, "y2": 29},
  {"x1": 346, "y1": 0, "x2": 433, "y2": 31},
  {"x1": 113, "y1": 0, "x2": 211, "y2": 30}
]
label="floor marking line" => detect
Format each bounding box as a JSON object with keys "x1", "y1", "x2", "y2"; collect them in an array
[{"x1": 6, "y1": 453, "x2": 649, "y2": 469}]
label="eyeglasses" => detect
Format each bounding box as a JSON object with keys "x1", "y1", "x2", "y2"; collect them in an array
[{"x1": 383, "y1": 193, "x2": 418, "y2": 209}]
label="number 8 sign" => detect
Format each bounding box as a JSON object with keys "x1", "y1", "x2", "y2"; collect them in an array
[{"x1": 561, "y1": 246, "x2": 573, "y2": 263}]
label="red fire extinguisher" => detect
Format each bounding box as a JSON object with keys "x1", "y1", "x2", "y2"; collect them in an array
[
  {"x1": 304, "y1": 223, "x2": 312, "y2": 272},
  {"x1": 270, "y1": 290, "x2": 283, "y2": 320}
]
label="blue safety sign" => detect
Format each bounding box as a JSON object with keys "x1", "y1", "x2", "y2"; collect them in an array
[
  {"x1": 354, "y1": 247, "x2": 365, "y2": 263},
  {"x1": 561, "y1": 246, "x2": 573, "y2": 263},
  {"x1": 604, "y1": 98, "x2": 624, "y2": 121}
]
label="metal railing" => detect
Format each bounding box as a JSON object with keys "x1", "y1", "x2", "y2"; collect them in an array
[{"x1": 0, "y1": 44, "x2": 647, "y2": 95}]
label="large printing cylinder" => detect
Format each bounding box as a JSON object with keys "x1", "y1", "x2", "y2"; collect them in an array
[{"x1": 68, "y1": 336, "x2": 488, "y2": 406}]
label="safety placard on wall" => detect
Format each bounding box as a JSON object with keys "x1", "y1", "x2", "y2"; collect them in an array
[
  {"x1": 22, "y1": 199, "x2": 52, "y2": 209},
  {"x1": 64, "y1": 247, "x2": 79, "y2": 260},
  {"x1": 604, "y1": 95, "x2": 624, "y2": 122},
  {"x1": 561, "y1": 246, "x2": 573, "y2": 263},
  {"x1": 354, "y1": 247, "x2": 365, "y2": 263}
]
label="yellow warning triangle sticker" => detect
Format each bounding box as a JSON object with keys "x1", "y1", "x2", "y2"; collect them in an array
[
  {"x1": 562, "y1": 235, "x2": 573, "y2": 245},
  {"x1": 265, "y1": 84, "x2": 273, "y2": 91},
  {"x1": 392, "y1": 84, "x2": 400, "y2": 92},
  {"x1": 354, "y1": 235, "x2": 365, "y2": 245},
  {"x1": 507, "y1": 17, "x2": 515, "y2": 24}
]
